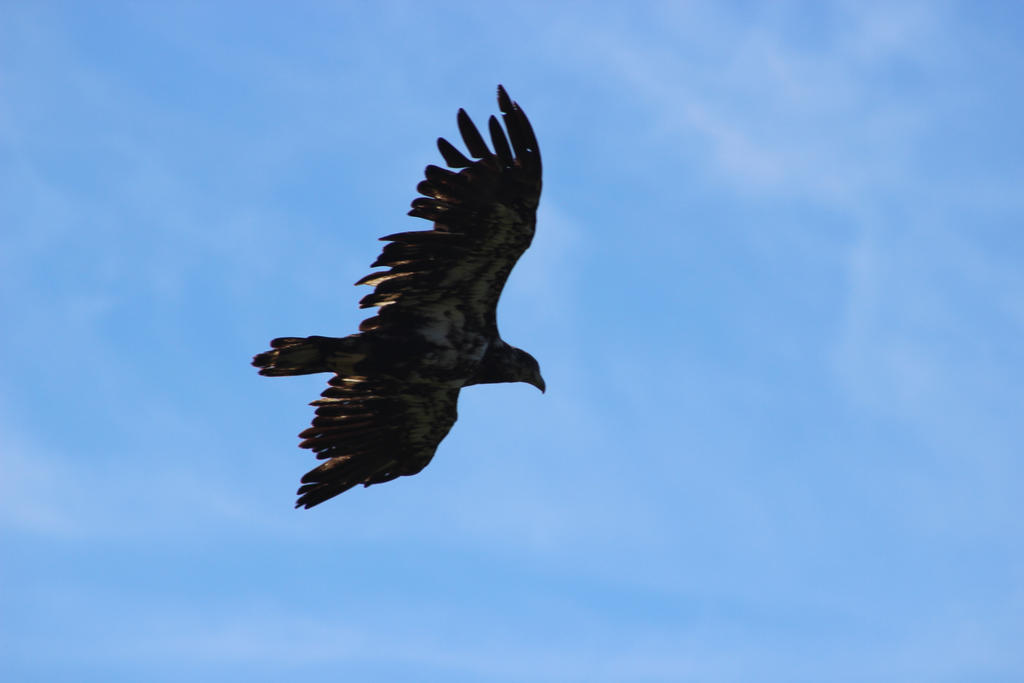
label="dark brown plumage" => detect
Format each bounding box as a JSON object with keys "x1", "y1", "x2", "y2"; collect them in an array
[{"x1": 253, "y1": 86, "x2": 544, "y2": 509}]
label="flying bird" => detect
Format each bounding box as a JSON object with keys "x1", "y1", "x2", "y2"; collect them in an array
[{"x1": 253, "y1": 86, "x2": 544, "y2": 509}]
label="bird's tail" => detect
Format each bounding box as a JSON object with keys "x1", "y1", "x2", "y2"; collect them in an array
[{"x1": 252, "y1": 335, "x2": 363, "y2": 377}]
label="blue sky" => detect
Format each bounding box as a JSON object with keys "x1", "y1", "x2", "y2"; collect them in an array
[{"x1": 2, "y1": 1, "x2": 1023, "y2": 681}]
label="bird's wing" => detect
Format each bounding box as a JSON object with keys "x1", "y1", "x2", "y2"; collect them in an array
[
  {"x1": 292, "y1": 377, "x2": 460, "y2": 508},
  {"x1": 356, "y1": 85, "x2": 542, "y2": 336}
]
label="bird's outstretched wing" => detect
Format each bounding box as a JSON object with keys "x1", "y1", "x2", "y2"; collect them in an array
[
  {"x1": 292, "y1": 376, "x2": 460, "y2": 509},
  {"x1": 356, "y1": 84, "x2": 542, "y2": 336}
]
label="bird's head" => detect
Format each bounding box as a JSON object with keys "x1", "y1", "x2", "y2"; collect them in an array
[{"x1": 512, "y1": 347, "x2": 546, "y2": 393}]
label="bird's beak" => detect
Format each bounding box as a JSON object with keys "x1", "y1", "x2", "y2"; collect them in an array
[{"x1": 532, "y1": 373, "x2": 546, "y2": 394}]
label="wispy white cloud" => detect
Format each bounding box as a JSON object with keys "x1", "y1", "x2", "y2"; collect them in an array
[
  {"x1": 545, "y1": 2, "x2": 952, "y2": 206},
  {"x1": 550, "y1": 2, "x2": 1022, "y2": 460},
  {"x1": 13, "y1": 578, "x2": 1022, "y2": 681},
  {"x1": 0, "y1": 438, "x2": 80, "y2": 538},
  {"x1": 833, "y1": 218, "x2": 1024, "y2": 437}
]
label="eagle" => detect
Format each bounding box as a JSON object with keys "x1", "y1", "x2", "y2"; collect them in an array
[{"x1": 253, "y1": 86, "x2": 544, "y2": 509}]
